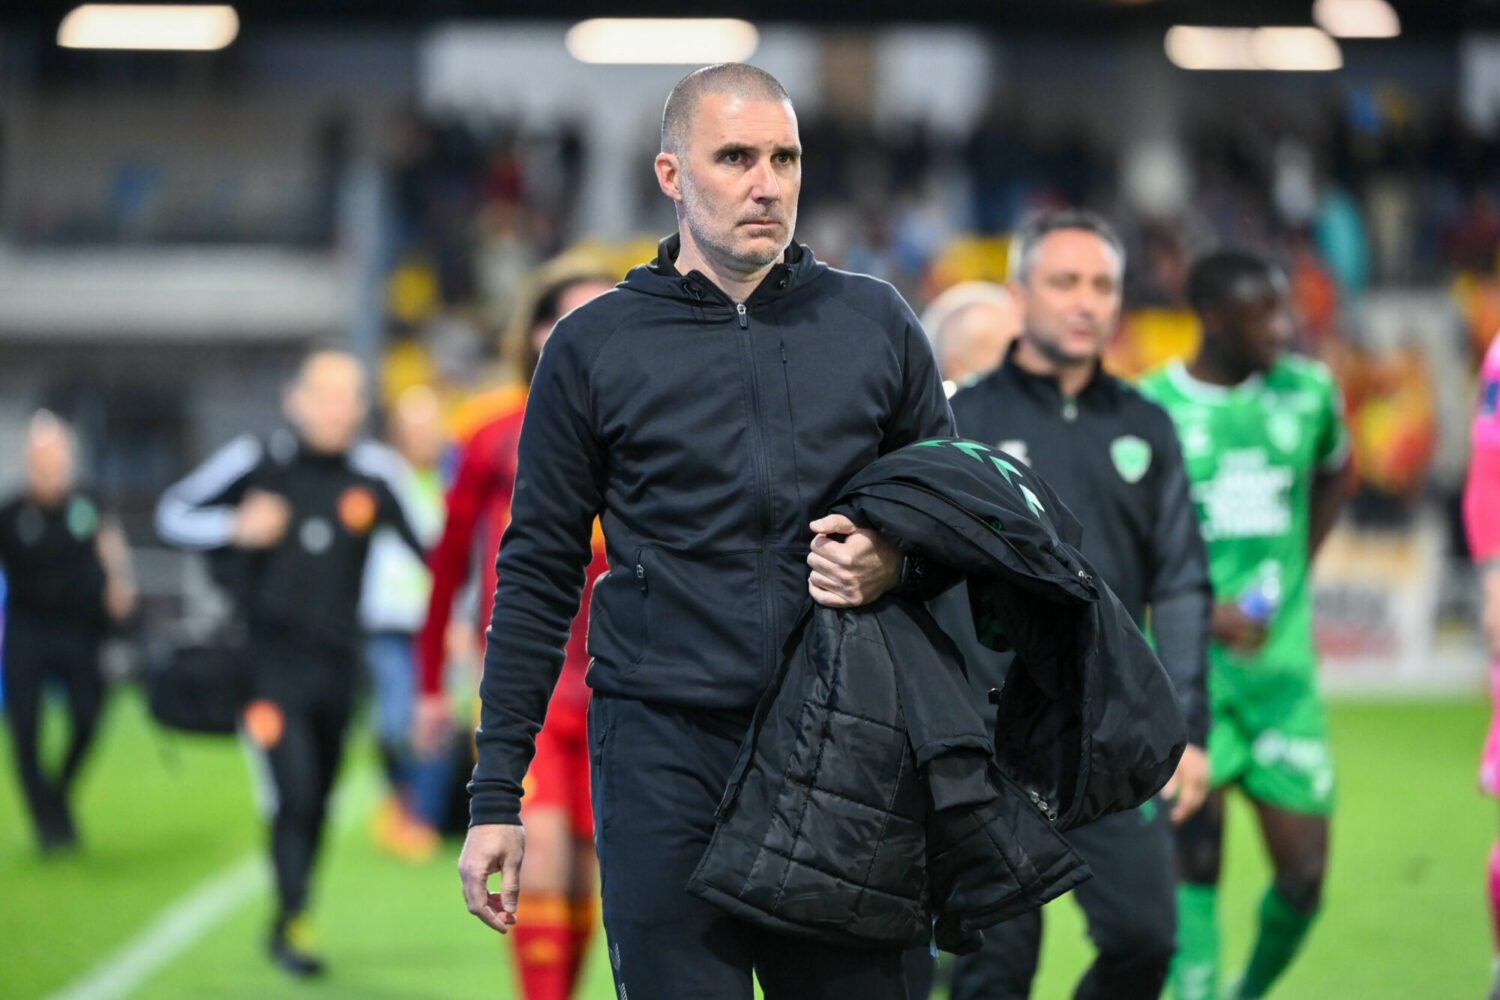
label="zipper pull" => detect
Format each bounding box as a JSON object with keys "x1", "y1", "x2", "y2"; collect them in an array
[
  {"x1": 780, "y1": 342, "x2": 787, "y2": 363},
  {"x1": 736, "y1": 302, "x2": 748, "y2": 329},
  {"x1": 635, "y1": 561, "x2": 647, "y2": 592},
  {"x1": 1027, "y1": 788, "x2": 1058, "y2": 822}
]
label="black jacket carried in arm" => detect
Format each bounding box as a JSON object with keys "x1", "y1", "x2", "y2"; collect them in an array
[
  {"x1": 950, "y1": 347, "x2": 1212, "y2": 745},
  {"x1": 470, "y1": 235, "x2": 954, "y2": 825},
  {"x1": 688, "y1": 438, "x2": 1186, "y2": 953},
  {"x1": 155, "y1": 429, "x2": 425, "y2": 650}
]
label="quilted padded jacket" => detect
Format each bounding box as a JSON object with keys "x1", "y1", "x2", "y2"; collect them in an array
[{"x1": 687, "y1": 438, "x2": 1186, "y2": 952}]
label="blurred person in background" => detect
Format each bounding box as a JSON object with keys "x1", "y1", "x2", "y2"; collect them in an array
[
  {"x1": 0, "y1": 411, "x2": 135, "y2": 852},
  {"x1": 936, "y1": 210, "x2": 1210, "y2": 1000},
  {"x1": 1139, "y1": 251, "x2": 1352, "y2": 1000},
  {"x1": 155, "y1": 350, "x2": 426, "y2": 977},
  {"x1": 919, "y1": 280, "x2": 1022, "y2": 395},
  {"x1": 360, "y1": 384, "x2": 446, "y2": 862},
  {"x1": 1466, "y1": 329, "x2": 1500, "y2": 1000},
  {"x1": 455, "y1": 63, "x2": 952, "y2": 999},
  {"x1": 415, "y1": 257, "x2": 613, "y2": 1000}
]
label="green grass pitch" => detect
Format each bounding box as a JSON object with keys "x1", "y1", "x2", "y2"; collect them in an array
[{"x1": 2, "y1": 687, "x2": 1493, "y2": 999}]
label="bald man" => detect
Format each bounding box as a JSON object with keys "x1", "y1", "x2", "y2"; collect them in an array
[
  {"x1": 920, "y1": 281, "x2": 1023, "y2": 395},
  {"x1": 456, "y1": 64, "x2": 951, "y2": 1000},
  {"x1": 1, "y1": 412, "x2": 134, "y2": 852},
  {"x1": 156, "y1": 350, "x2": 426, "y2": 977}
]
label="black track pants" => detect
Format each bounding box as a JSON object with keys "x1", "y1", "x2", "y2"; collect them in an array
[
  {"x1": 2, "y1": 618, "x2": 104, "y2": 845},
  {"x1": 588, "y1": 693, "x2": 910, "y2": 1000},
  {"x1": 247, "y1": 635, "x2": 356, "y2": 918},
  {"x1": 949, "y1": 802, "x2": 1176, "y2": 1000}
]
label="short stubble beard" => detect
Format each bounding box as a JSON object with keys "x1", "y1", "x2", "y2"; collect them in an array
[
  {"x1": 1026, "y1": 327, "x2": 1097, "y2": 369},
  {"x1": 679, "y1": 168, "x2": 793, "y2": 275}
]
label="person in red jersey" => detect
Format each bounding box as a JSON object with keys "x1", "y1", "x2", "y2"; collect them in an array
[{"x1": 416, "y1": 258, "x2": 613, "y2": 1000}]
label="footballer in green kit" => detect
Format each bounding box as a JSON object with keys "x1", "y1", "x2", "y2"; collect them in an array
[{"x1": 1138, "y1": 251, "x2": 1351, "y2": 1000}]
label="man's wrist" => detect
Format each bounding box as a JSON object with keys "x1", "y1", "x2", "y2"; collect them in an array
[
  {"x1": 899, "y1": 552, "x2": 926, "y2": 589},
  {"x1": 894, "y1": 550, "x2": 959, "y2": 602}
]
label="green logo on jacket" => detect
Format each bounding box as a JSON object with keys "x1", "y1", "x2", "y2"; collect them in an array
[
  {"x1": 915, "y1": 439, "x2": 1045, "y2": 515},
  {"x1": 66, "y1": 497, "x2": 98, "y2": 540},
  {"x1": 1109, "y1": 435, "x2": 1152, "y2": 485}
]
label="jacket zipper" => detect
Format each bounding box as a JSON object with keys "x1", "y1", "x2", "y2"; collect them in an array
[
  {"x1": 735, "y1": 301, "x2": 780, "y2": 687},
  {"x1": 1027, "y1": 788, "x2": 1059, "y2": 822}
]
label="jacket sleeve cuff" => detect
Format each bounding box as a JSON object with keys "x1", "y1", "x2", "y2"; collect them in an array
[
  {"x1": 467, "y1": 786, "x2": 523, "y2": 827},
  {"x1": 471, "y1": 773, "x2": 525, "y2": 827}
]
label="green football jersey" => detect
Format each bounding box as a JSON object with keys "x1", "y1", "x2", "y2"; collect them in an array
[{"x1": 1138, "y1": 355, "x2": 1349, "y2": 682}]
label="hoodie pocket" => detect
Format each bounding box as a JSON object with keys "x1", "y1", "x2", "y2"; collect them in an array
[
  {"x1": 586, "y1": 549, "x2": 650, "y2": 667},
  {"x1": 630, "y1": 547, "x2": 765, "y2": 683}
]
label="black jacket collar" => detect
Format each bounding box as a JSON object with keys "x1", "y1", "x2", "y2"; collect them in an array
[
  {"x1": 626, "y1": 232, "x2": 818, "y2": 307},
  {"x1": 996, "y1": 340, "x2": 1116, "y2": 409}
]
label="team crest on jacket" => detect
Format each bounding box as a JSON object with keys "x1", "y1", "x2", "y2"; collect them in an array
[
  {"x1": 67, "y1": 496, "x2": 98, "y2": 540},
  {"x1": 1109, "y1": 436, "x2": 1152, "y2": 484},
  {"x1": 337, "y1": 486, "x2": 377, "y2": 534}
]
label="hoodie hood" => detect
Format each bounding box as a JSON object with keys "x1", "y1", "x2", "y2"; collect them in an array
[{"x1": 621, "y1": 233, "x2": 826, "y2": 308}]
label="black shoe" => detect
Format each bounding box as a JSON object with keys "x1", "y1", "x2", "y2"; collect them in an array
[
  {"x1": 37, "y1": 797, "x2": 78, "y2": 854},
  {"x1": 269, "y1": 914, "x2": 325, "y2": 978},
  {"x1": 38, "y1": 826, "x2": 78, "y2": 854}
]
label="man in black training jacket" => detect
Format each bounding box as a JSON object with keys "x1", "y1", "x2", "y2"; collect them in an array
[
  {"x1": 941, "y1": 210, "x2": 1212, "y2": 1000},
  {"x1": 456, "y1": 63, "x2": 954, "y2": 1000},
  {"x1": 156, "y1": 350, "x2": 425, "y2": 977},
  {"x1": 1, "y1": 411, "x2": 135, "y2": 852}
]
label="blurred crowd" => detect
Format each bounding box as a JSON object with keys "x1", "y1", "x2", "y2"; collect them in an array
[
  {"x1": 377, "y1": 86, "x2": 1500, "y2": 541},
  {"x1": 3, "y1": 47, "x2": 1499, "y2": 994}
]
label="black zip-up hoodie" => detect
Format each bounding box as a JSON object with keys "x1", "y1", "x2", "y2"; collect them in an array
[{"x1": 470, "y1": 235, "x2": 955, "y2": 825}]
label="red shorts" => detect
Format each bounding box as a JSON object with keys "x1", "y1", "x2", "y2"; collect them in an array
[{"x1": 520, "y1": 700, "x2": 593, "y2": 840}]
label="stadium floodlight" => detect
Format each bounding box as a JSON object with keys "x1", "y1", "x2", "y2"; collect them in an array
[
  {"x1": 57, "y1": 4, "x2": 239, "y2": 51},
  {"x1": 1164, "y1": 27, "x2": 1259, "y2": 70},
  {"x1": 565, "y1": 18, "x2": 758, "y2": 65},
  {"x1": 1165, "y1": 25, "x2": 1342, "y2": 71},
  {"x1": 1250, "y1": 27, "x2": 1344, "y2": 70},
  {"x1": 1313, "y1": 0, "x2": 1401, "y2": 39}
]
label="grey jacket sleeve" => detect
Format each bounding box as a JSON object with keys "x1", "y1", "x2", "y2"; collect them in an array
[
  {"x1": 154, "y1": 434, "x2": 262, "y2": 549},
  {"x1": 1146, "y1": 425, "x2": 1212, "y2": 746}
]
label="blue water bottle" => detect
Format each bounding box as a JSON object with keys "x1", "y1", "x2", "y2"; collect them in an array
[{"x1": 1238, "y1": 561, "x2": 1282, "y2": 624}]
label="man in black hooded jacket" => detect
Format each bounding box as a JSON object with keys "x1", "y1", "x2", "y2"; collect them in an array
[{"x1": 456, "y1": 64, "x2": 953, "y2": 1000}]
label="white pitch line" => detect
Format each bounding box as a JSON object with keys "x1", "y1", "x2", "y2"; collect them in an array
[
  {"x1": 41, "y1": 853, "x2": 265, "y2": 1000},
  {"x1": 41, "y1": 767, "x2": 379, "y2": 1000}
]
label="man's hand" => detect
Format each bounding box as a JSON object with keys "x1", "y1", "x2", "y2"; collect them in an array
[
  {"x1": 1162, "y1": 743, "x2": 1209, "y2": 824},
  {"x1": 232, "y1": 489, "x2": 291, "y2": 549},
  {"x1": 458, "y1": 823, "x2": 525, "y2": 934},
  {"x1": 412, "y1": 693, "x2": 454, "y2": 757},
  {"x1": 1483, "y1": 568, "x2": 1500, "y2": 660},
  {"x1": 1210, "y1": 601, "x2": 1268, "y2": 653},
  {"x1": 96, "y1": 521, "x2": 137, "y2": 623},
  {"x1": 807, "y1": 514, "x2": 902, "y2": 607}
]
